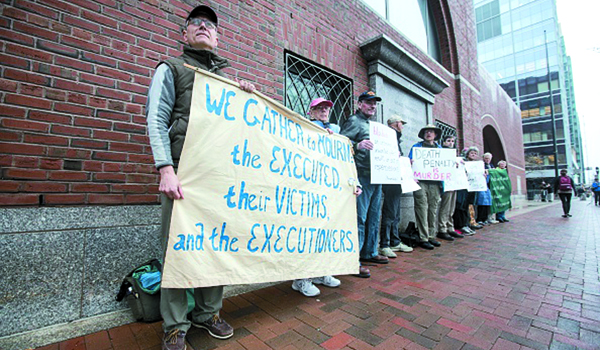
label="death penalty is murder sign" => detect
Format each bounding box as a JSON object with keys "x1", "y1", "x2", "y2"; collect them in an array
[
  {"x1": 162, "y1": 68, "x2": 360, "y2": 288},
  {"x1": 411, "y1": 148, "x2": 457, "y2": 181}
]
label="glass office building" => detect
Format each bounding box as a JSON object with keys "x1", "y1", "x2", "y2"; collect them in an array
[{"x1": 474, "y1": 0, "x2": 584, "y2": 192}]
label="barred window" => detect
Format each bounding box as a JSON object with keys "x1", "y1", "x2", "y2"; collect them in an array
[
  {"x1": 435, "y1": 120, "x2": 457, "y2": 140},
  {"x1": 284, "y1": 52, "x2": 353, "y2": 125}
]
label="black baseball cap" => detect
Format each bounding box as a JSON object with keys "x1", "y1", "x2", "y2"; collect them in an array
[
  {"x1": 358, "y1": 90, "x2": 382, "y2": 102},
  {"x1": 186, "y1": 5, "x2": 218, "y2": 26}
]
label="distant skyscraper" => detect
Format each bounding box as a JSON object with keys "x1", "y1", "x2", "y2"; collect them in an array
[{"x1": 474, "y1": 0, "x2": 585, "y2": 193}]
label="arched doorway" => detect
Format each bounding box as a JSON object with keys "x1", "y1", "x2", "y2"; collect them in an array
[{"x1": 483, "y1": 125, "x2": 506, "y2": 166}]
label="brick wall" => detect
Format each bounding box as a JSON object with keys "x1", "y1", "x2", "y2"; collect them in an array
[{"x1": 0, "y1": 0, "x2": 524, "y2": 206}]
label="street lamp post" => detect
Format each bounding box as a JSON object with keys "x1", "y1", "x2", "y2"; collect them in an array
[{"x1": 544, "y1": 30, "x2": 559, "y2": 178}]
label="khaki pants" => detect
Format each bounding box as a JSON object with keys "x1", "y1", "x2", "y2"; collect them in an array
[
  {"x1": 160, "y1": 193, "x2": 223, "y2": 332},
  {"x1": 413, "y1": 182, "x2": 441, "y2": 242},
  {"x1": 437, "y1": 190, "x2": 457, "y2": 234}
]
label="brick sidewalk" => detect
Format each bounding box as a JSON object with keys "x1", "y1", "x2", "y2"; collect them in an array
[{"x1": 36, "y1": 200, "x2": 600, "y2": 350}]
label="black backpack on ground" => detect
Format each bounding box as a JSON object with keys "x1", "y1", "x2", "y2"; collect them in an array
[{"x1": 399, "y1": 222, "x2": 419, "y2": 247}]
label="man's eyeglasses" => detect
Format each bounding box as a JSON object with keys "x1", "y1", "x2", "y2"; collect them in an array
[
  {"x1": 187, "y1": 18, "x2": 217, "y2": 30},
  {"x1": 312, "y1": 106, "x2": 331, "y2": 112}
]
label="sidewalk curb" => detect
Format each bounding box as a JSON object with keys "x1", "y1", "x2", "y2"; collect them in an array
[{"x1": 0, "y1": 282, "x2": 277, "y2": 350}]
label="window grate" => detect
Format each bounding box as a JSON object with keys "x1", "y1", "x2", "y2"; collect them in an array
[
  {"x1": 435, "y1": 120, "x2": 457, "y2": 140},
  {"x1": 284, "y1": 52, "x2": 353, "y2": 126}
]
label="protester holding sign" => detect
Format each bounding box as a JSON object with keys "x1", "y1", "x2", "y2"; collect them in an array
[
  {"x1": 436, "y1": 135, "x2": 463, "y2": 241},
  {"x1": 464, "y1": 147, "x2": 484, "y2": 231},
  {"x1": 341, "y1": 91, "x2": 390, "y2": 276},
  {"x1": 494, "y1": 160, "x2": 510, "y2": 222},
  {"x1": 291, "y1": 97, "x2": 361, "y2": 296},
  {"x1": 476, "y1": 152, "x2": 494, "y2": 226},
  {"x1": 379, "y1": 116, "x2": 413, "y2": 258},
  {"x1": 146, "y1": 5, "x2": 256, "y2": 349},
  {"x1": 408, "y1": 124, "x2": 444, "y2": 250},
  {"x1": 553, "y1": 169, "x2": 576, "y2": 218},
  {"x1": 452, "y1": 149, "x2": 474, "y2": 236}
]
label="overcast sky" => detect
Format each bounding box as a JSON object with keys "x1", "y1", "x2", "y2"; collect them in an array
[{"x1": 555, "y1": 0, "x2": 600, "y2": 181}]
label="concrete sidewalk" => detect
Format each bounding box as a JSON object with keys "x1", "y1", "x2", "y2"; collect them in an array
[{"x1": 34, "y1": 199, "x2": 600, "y2": 350}]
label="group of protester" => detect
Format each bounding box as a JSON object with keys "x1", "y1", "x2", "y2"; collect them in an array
[
  {"x1": 288, "y1": 91, "x2": 514, "y2": 301},
  {"x1": 145, "y1": 5, "x2": 512, "y2": 349}
]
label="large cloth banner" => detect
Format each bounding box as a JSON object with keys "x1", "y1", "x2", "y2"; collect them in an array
[
  {"x1": 411, "y1": 148, "x2": 456, "y2": 181},
  {"x1": 444, "y1": 157, "x2": 468, "y2": 192},
  {"x1": 369, "y1": 121, "x2": 402, "y2": 184},
  {"x1": 489, "y1": 169, "x2": 512, "y2": 213},
  {"x1": 162, "y1": 68, "x2": 360, "y2": 288},
  {"x1": 399, "y1": 157, "x2": 421, "y2": 193},
  {"x1": 464, "y1": 161, "x2": 487, "y2": 192}
]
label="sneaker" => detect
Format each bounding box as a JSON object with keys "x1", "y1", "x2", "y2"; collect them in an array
[
  {"x1": 378, "y1": 247, "x2": 398, "y2": 258},
  {"x1": 390, "y1": 242, "x2": 413, "y2": 252},
  {"x1": 567, "y1": 214, "x2": 572, "y2": 217},
  {"x1": 313, "y1": 275, "x2": 341, "y2": 288},
  {"x1": 291, "y1": 278, "x2": 320, "y2": 297},
  {"x1": 461, "y1": 226, "x2": 475, "y2": 236},
  {"x1": 162, "y1": 329, "x2": 186, "y2": 350},
  {"x1": 192, "y1": 314, "x2": 234, "y2": 339},
  {"x1": 489, "y1": 219, "x2": 499, "y2": 224}
]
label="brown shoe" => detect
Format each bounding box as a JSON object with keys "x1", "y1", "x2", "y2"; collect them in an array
[
  {"x1": 162, "y1": 329, "x2": 186, "y2": 350},
  {"x1": 353, "y1": 266, "x2": 371, "y2": 278},
  {"x1": 192, "y1": 314, "x2": 234, "y2": 339},
  {"x1": 360, "y1": 255, "x2": 389, "y2": 264}
]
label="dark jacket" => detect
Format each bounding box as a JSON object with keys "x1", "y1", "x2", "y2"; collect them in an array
[
  {"x1": 340, "y1": 111, "x2": 372, "y2": 175},
  {"x1": 161, "y1": 47, "x2": 229, "y2": 165},
  {"x1": 553, "y1": 175, "x2": 575, "y2": 194},
  {"x1": 396, "y1": 131, "x2": 404, "y2": 157}
]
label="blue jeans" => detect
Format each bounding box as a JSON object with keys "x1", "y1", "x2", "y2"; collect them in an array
[{"x1": 357, "y1": 175, "x2": 382, "y2": 260}]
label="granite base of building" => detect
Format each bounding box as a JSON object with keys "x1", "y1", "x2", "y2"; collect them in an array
[{"x1": 0, "y1": 205, "x2": 280, "y2": 349}]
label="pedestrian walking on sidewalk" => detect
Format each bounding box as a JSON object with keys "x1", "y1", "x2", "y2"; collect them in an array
[
  {"x1": 553, "y1": 169, "x2": 575, "y2": 218},
  {"x1": 592, "y1": 177, "x2": 600, "y2": 206},
  {"x1": 146, "y1": 5, "x2": 256, "y2": 350}
]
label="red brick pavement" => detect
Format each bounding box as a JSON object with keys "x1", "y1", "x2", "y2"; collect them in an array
[{"x1": 36, "y1": 200, "x2": 600, "y2": 350}]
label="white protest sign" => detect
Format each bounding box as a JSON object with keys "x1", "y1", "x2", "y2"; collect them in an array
[
  {"x1": 411, "y1": 148, "x2": 456, "y2": 181},
  {"x1": 369, "y1": 121, "x2": 402, "y2": 184},
  {"x1": 161, "y1": 68, "x2": 360, "y2": 288},
  {"x1": 444, "y1": 157, "x2": 468, "y2": 191},
  {"x1": 464, "y1": 161, "x2": 487, "y2": 192},
  {"x1": 399, "y1": 156, "x2": 421, "y2": 193}
]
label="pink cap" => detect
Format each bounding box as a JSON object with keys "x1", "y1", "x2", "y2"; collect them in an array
[{"x1": 309, "y1": 98, "x2": 333, "y2": 109}]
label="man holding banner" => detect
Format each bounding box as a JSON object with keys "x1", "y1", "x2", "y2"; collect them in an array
[
  {"x1": 146, "y1": 5, "x2": 255, "y2": 349},
  {"x1": 408, "y1": 124, "x2": 446, "y2": 250}
]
